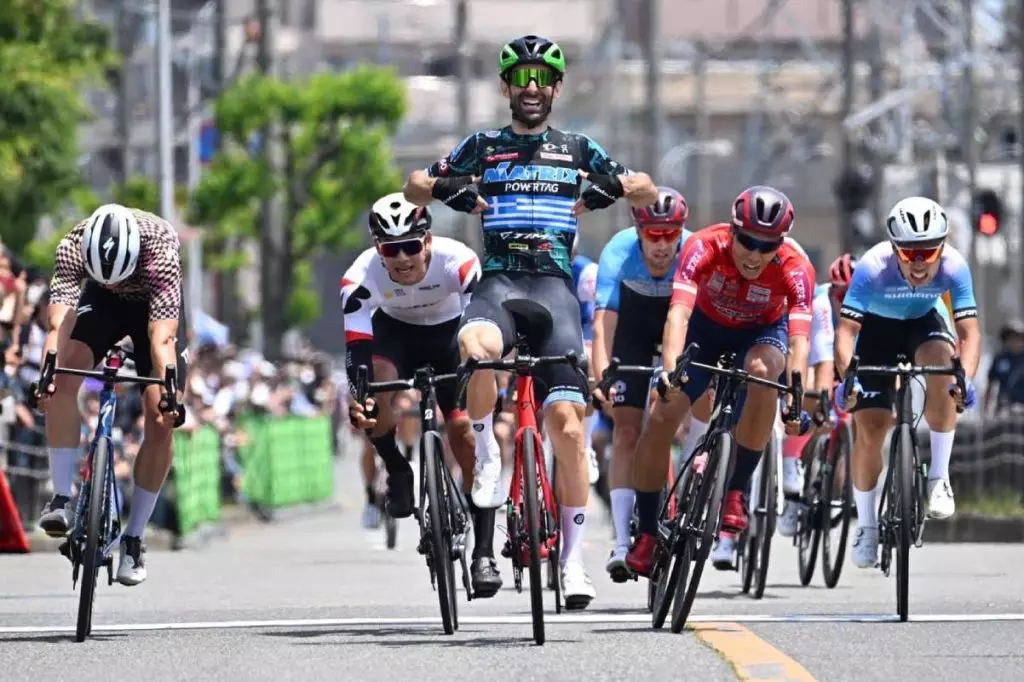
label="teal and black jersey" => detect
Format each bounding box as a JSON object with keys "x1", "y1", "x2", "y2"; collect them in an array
[{"x1": 425, "y1": 126, "x2": 632, "y2": 278}]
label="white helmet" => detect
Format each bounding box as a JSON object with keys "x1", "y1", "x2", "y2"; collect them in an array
[
  {"x1": 368, "y1": 193, "x2": 431, "y2": 240},
  {"x1": 81, "y1": 203, "x2": 141, "y2": 285},
  {"x1": 885, "y1": 196, "x2": 949, "y2": 245}
]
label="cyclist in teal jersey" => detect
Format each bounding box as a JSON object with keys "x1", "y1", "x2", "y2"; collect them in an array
[{"x1": 404, "y1": 35, "x2": 657, "y2": 608}]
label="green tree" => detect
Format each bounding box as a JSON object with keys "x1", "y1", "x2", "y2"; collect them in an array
[
  {"x1": 0, "y1": 0, "x2": 115, "y2": 254},
  {"x1": 190, "y1": 66, "x2": 406, "y2": 359}
]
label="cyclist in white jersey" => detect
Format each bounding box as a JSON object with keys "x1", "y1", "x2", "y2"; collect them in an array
[{"x1": 342, "y1": 194, "x2": 502, "y2": 597}]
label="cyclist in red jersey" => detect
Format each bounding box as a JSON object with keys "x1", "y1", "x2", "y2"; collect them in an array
[{"x1": 625, "y1": 186, "x2": 815, "y2": 575}]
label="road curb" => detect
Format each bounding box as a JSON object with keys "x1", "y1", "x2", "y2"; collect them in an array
[
  {"x1": 27, "y1": 528, "x2": 178, "y2": 553},
  {"x1": 923, "y1": 513, "x2": 1024, "y2": 543}
]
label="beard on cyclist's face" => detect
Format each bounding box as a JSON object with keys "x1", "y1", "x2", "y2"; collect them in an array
[
  {"x1": 730, "y1": 228, "x2": 781, "y2": 280},
  {"x1": 503, "y1": 78, "x2": 560, "y2": 129},
  {"x1": 378, "y1": 235, "x2": 431, "y2": 285},
  {"x1": 639, "y1": 229, "x2": 681, "y2": 274}
]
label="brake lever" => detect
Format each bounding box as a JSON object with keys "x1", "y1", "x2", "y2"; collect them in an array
[
  {"x1": 591, "y1": 358, "x2": 620, "y2": 409},
  {"x1": 841, "y1": 355, "x2": 860, "y2": 409},
  {"x1": 948, "y1": 356, "x2": 966, "y2": 414},
  {"x1": 785, "y1": 370, "x2": 803, "y2": 423},
  {"x1": 656, "y1": 343, "x2": 699, "y2": 401}
]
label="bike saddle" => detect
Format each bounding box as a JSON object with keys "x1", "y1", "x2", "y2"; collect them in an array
[{"x1": 501, "y1": 299, "x2": 552, "y2": 338}]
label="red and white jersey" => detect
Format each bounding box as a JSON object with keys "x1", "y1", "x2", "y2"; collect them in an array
[
  {"x1": 670, "y1": 223, "x2": 815, "y2": 338},
  {"x1": 340, "y1": 236, "x2": 481, "y2": 343}
]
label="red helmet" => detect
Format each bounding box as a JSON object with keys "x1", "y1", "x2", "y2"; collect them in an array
[
  {"x1": 631, "y1": 187, "x2": 688, "y2": 227},
  {"x1": 732, "y1": 185, "x2": 794, "y2": 237},
  {"x1": 829, "y1": 253, "x2": 855, "y2": 289}
]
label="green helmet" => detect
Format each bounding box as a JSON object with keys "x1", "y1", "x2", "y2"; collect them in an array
[{"x1": 498, "y1": 35, "x2": 566, "y2": 77}]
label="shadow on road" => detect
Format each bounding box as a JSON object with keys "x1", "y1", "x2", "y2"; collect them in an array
[
  {"x1": 0, "y1": 633, "x2": 128, "y2": 644},
  {"x1": 259, "y1": 627, "x2": 578, "y2": 647}
]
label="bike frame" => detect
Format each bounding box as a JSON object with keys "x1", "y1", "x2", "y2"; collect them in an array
[{"x1": 509, "y1": 369, "x2": 559, "y2": 558}]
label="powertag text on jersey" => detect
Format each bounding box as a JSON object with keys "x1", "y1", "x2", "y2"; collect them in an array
[
  {"x1": 839, "y1": 241, "x2": 977, "y2": 323},
  {"x1": 426, "y1": 126, "x2": 631, "y2": 278}
]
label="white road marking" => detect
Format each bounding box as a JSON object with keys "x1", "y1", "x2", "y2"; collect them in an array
[{"x1": 3, "y1": 612, "x2": 1024, "y2": 635}]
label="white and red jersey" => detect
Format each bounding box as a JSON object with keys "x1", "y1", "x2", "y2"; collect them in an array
[
  {"x1": 340, "y1": 236, "x2": 481, "y2": 344},
  {"x1": 670, "y1": 223, "x2": 816, "y2": 338}
]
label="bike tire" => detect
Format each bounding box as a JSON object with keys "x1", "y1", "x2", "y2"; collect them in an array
[
  {"x1": 753, "y1": 438, "x2": 778, "y2": 600},
  {"x1": 422, "y1": 432, "x2": 456, "y2": 635},
  {"x1": 551, "y1": 532, "x2": 563, "y2": 614},
  {"x1": 821, "y1": 421, "x2": 853, "y2": 588},
  {"x1": 671, "y1": 432, "x2": 731, "y2": 634},
  {"x1": 385, "y1": 514, "x2": 398, "y2": 550},
  {"x1": 894, "y1": 423, "x2": 913, "y2": 623},
  {"x1": 652, "y1": 464, "x2": 693, "y2": 629},
  {"x1": 797, "y1": 435, "x2": 825, "y2": 586},
  {"x1": 76, "y1": 440, "x2": 109, "y2": 643},
  {"x1": 522, "y1": 428, "x2": 546, "y2": 645}
]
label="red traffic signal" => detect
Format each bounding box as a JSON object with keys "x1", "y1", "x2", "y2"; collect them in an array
[{"x1": 973, "y1": 189, "x2": 1002, "y2": 235}]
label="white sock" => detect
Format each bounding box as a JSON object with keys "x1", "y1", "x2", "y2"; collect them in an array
[
  {"x1": 609, "y1": 488, "x2": 636, "y2": 551},
  {"x1": 853, "y1": 486, "x2": 877, "y2": 530},
  {"x1": 681, "y1": 417, "x2": 710, "y2": 459},
  {"x1": 48, "y1": 447, "x2": 81, "y2": 498},
  {"x1": 470, "y1": 412, "x2": 500, "y2": 463},
  {"x1": 928, "y1": 430, "x2": 955, "y2": 481},
  {"x1": 560, "y1": 505, "x2": 587, "y2": 567},
  {"x1": 583, "y1": 414, "x2": 596, "y2": 448},
  {"x1": 125, "y1": 485, "x2": 160, "y2": 538}
]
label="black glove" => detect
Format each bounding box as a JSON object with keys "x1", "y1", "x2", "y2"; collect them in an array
[
  {"x1": 580, "y1": 174, "x2": 625, "y2": 211},
  {"x1": 432, "y1": 176, "x2": 482, "y2": 213}
]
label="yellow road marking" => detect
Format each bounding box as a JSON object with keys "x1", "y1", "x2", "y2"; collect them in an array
[{"x1": 692, "y1": 622, "x2": 817, "y2": 682}]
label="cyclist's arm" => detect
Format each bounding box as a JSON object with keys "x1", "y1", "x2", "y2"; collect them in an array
[
  {"x1": 44, "y1": 233, "x2": 88, "y2": 364},
  {"x1": 148, "y1": 318, "x2": 180, "y2": 383},
  {"x1": 592, "y1": 309, "x2": 616, "y2": 382},
  {"x1": 783, "y1": 262, "x2": 815, "y2": 387},
  {"x1": 834, "y1": 262, "x2": 873, "y2": 377},
  {"x1": 954, "y1": 316, "x2": 981, "y2": 379},
  {"x1": 592, "y1": 238, "x2": 627, "y2": 381},
  {"x1": 580, "y1": 135, "x2": 658, "y2": 207},
  {"x1": 946, "y1": 258, "x2": 981, "y2": 378},
  {"x1": 405, "y1": 134, "x2": 480, "y2": 206},
  {"x1": 663, "y1": 237, "x2": 710, "y2": 372},
  {"x1": 341, "y1": 254, "x2": 381, "y2": 386},
  {"x1": 809, "y1": 295, "x2": 835, "y2": 395}
]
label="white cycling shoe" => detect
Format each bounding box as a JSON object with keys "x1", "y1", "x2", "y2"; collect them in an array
[
  {"x1": 851, "y1": 526, "x2": 879, "y2": 568},
  {"x1": 561, "y1": 562, "x2": 596, "y2": 610},
  {"x1": 710, "y1": 532, "x2": 738, "y2": 571},
  {"x1": 927, "y1": 478, "x2": 956, "y2": 520},
  {"x1": 782, "y1": 457, "x2": 804, "y2": 495}
]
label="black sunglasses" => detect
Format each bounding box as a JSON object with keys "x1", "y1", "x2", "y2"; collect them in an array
[
  {"x1": 378, "y1": 237, "x2": 425, "y2": 258},
  {"x1": 732, "y1": 228, "x2": 782, "y2": 254}
]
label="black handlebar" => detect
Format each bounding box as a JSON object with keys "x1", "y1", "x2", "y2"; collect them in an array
[
  {"x1": 353, "y1": 365, "x2": 458, "y2": 404},
  {"x1": 842, "y1": 354, "x2": 968, "y2": 414},
  {"x1": 32, "y1": 349, "x2": 182, "y2": 422},
  {"x1": 592, "y1": 358, "x2": 659, "y2": 409},
  {"x1": 455, "y1": 351, "x2": 585, "y2": 404}
]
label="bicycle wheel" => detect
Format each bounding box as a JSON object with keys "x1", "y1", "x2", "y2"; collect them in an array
[
  {"x1": 671, "y1": 432, "x2": 731, "y2": 633},
  {"x1": 521, "y1": 427, "x2": 546, "y2": 645},
  {"x1": 384, "y1": 513, "x2": 398, "y2": 550},
  {"x1": 76, "y1": 440, "x2": 109, "y2": 643},
  {"x1": 821, "y1": 421, "x2": 853, "y2": 588},
  {"x1": 422, "y1": 431, "x2": 457, "y2": 635},
  {"x1": 651, "y1": 463, "x2": 693, "y2": 629},
  {"x1": 893, "y1": 423, "x2": 914, "y2": 622},
  {"x1": 752, "y1": 439, "x2": 778, "y2": 600},
  {"x1": 550, "y1": 531, "x2": 562, "y2": 614},
  {"x1": 797, "y1": 435, "x2": 825, "y2": 586}
]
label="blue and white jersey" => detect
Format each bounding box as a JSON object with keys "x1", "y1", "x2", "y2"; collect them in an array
[
  {"x1": 839, "y1": 241, "x2": 978, "y2": 323},
  {"x1": 572, "y1": 254, "x2": 598, "y2": 342},
  {"x1": 595, "y1": 226, "x2": 693, "y2": 315}
]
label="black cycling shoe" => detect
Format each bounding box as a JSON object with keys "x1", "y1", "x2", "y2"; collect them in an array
[
  {"x1": 384, "y1": 468, "x2": 415, "y2": 519},
  {"x1": 471, "y1": 557, "x2": 503, "y2": 598}
]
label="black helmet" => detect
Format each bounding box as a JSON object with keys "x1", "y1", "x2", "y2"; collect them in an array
[{"x1": 498, "y1": 35, "x2": 566, "y2": 78}]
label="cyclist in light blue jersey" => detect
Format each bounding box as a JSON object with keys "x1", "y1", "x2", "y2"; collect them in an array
[
  {"x1": 833, "y1": 197, "x2": 982, "y2": 569},
  {"x1": 568, "y1": 235, "x2": 600, "y2": 484}
]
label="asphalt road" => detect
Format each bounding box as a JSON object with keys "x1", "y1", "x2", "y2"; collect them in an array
[{"x1": 3, "y1": 457, "x2": 1023, "y2": 682}]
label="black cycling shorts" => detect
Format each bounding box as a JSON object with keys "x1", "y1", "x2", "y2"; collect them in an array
[
  {"x1": 372, "y1": 311, "x2": 464, "y2": 417},
  {"x1": 850, "y1": 309, "x2": 955, "y2": 412},
  {"x1": 460, "y1": 272, "x2": 587, "y2": 408},
  {"x1": 609, "y1": 310, "x2": 664, "y2": 410},
  {"x1": 70, "y1": 281, "x2": 189, "y2": 383}
]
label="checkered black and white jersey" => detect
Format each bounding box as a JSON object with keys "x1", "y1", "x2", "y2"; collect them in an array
[{"x1": 49, "y1": 209, "x2": 183, "y2": 321}]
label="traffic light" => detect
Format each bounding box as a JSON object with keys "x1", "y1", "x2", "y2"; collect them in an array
[{"x1": 972, "y1": 188, "x2": 1003, "y2": 236}]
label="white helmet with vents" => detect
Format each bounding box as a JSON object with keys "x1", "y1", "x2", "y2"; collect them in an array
[
  {"x1": 81, "y1": 203, "x2": 141, "y2": 285},
  {"x1": 885, "y1": 196, "x2": 949, "y2": 245},
  {"x1": 368, "y1": 193, "x2": 432, "y2": 240}
]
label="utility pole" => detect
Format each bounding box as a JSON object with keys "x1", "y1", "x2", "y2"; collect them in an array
[
  {"x1": 692, "y1": 46, "x2": 710, "y2": 227},
  {"x1": 838, "y1": 0, "x2": 856, "y2": 255},
  {"x1": 156, "y1": 0, "x2": 174, "y2": 221},
  {"x1": 1019, "y1": 0, "x2": 1024, "y2": 311},
  {"x1": 642, "y1": 0, "x2": 662, "y2": 175},
  {"x1": 454, "y1": 0, "x2": 476, "y2": 249},
  {"x1": 116, "y1": 6, "x2": 132, "y2": 184},
  {"x1": 866, "y1": 4, "x2": 885, "y2": 227},
  {"x1": 962, "y1": 0, "x2": 981, "y2": 307},
  {"x1": 212, "y1": 0, "x2": 239, "y2": 334}
]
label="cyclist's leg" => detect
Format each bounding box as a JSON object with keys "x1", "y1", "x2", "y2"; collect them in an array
[
  {"x1": 911, "y1": 310, "x2": 958, "y2": 519},
  {"x1": 679, "y1": 390, "x2": 713, "y2": 461},
  {"x1": 40, "y1": 284, "x2": 119, "y2": 536},
  {"x1": 458, "y1": 274, "x2": 516, "y2": 510},
  {"x1": 117, "y1": 301, "x2": 189, "y2": 585},
  {"x1": 848, "y1": 313, "x2": 901, "y2": 568}
]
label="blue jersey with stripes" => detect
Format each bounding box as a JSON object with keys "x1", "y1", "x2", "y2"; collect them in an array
[
  {"x1": 839, "y1": 241, "x2": 978, "y2": 323},
  {"x1": 595, "y1": 226, "x2": 692, "y2": 312},
  {"x1": 573, "y1": 254, "x2": 599, "y2": 341},
  {"x1": 425, "y1": 126, "x2": 632, "y2": 278}
]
